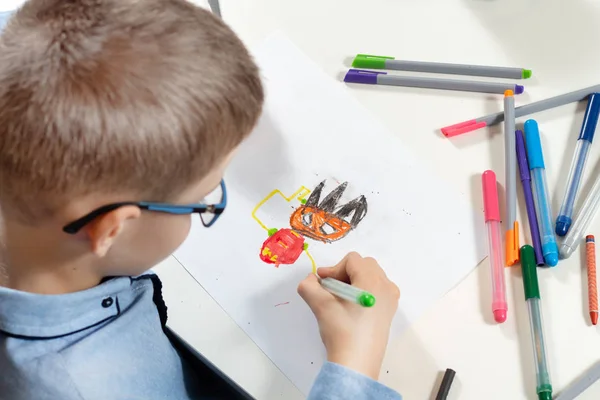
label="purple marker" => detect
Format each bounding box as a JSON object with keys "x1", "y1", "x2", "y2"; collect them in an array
[
  {"x1": 516, "y1": 129, "x2": 545, "y2": 266},
  {"x1": 344, "y1": 69, "x2": 524, "y2": 95}
]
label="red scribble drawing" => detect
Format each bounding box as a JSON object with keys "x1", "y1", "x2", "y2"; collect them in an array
[
  {"x1": 251, "y1": 180, "x2": 368, "y2": 272},
  {"x1": 274, "y1": 302, "x2": 290, "y2": 307},
  {"x1": 260, "y1": 229, "x2": 305, "y2": 265}
]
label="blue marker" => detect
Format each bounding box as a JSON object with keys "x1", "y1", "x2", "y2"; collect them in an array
[
  {"x1": 556, "y1": 93, "x2": 600, "y2": 236},
  {"x1": 525, "y1": 120, "x2": 559, "y2": 266}
]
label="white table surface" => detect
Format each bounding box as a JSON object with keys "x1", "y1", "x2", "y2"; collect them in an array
[{"x1": 153, "y1": 0, "x2": 600, "y2": 399}]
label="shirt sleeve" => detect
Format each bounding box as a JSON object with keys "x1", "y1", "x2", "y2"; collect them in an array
[{"x1": 307, "y1": 362, "x2": 402, "y2": 400}]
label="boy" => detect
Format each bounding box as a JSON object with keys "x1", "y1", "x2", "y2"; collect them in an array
[{"x1": 0, "y1": 1, "x2": 402, "y2": 399}]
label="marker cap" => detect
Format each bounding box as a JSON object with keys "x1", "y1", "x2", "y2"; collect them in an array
[
  {"x1": 578, "y1": 93, "x2": 600, "y2": 142},
  {"x1": 482, "y1": 170, "x2": 500, "y2": 222},
  {"x1": 344, "y1": 69, "x2": 386, "y2": 84},
  {"x1": 555, "y1": 215, "x2": 572, "y2": 237},
  {"x1": 542, "y1": 242, "x2": 559, "y2": 267},
  {"x1": 521, "y1": 245, "x2": 540, "y2": 300},
  {"x1": 359, "y1": 292, "x2": 376, "y2": 307},
  {"x1": 442, "y1": 119, "x2": 488, "y2": 138},
  {"x1": 524, "y1": 119, "x2": 545, "y2": 169},
  {"x1": 587, "y1": 235, "x2": 595, "y2": 243},
  {"x1": 515, "y1": 85, "x2": 525, "y2": 95},
  {"x1": 352, "y1": 54, "x2": 394, "y2": 69},
  {"x1": 506, "y1": 221, "x2": 520, "y2": 266},
  {"x1": 538, "y1": 392, "x2": 552, "y2": 400},
  {"x1": 537, "y1": 384, "x2": 553, "y2": 400}
]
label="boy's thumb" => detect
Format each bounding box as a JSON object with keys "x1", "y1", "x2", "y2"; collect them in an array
[{"x1": 297, "y1": 273, "x2": 332, "y2": 312}]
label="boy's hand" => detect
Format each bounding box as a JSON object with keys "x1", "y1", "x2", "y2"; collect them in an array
[{"x1": 297, "y1": 252, "x2": 400, "y2": 380}]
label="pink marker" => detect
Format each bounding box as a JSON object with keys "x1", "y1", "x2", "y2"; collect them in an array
[
  {"x1": 482, "y1": 170, "x2": 508, "y2": 323},
  {"x1": 442, "y1": 119, "x2": 488, "y2": 137}
]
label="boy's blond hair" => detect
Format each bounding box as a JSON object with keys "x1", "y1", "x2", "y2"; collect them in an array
[{"x1": 0, "y1": 0, "x2": 263, "y2": 221}]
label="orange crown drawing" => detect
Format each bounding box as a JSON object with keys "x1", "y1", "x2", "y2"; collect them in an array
[{"x1": 290, "y1": 181, "x2": 367, "y2": 243}]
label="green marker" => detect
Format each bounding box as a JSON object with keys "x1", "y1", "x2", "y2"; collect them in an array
[
  {"x1": 352, "y1": 54, "x2": 532, "y2": 80},
  {"x1": 521, "y1": 245, "x2": 553, "y2": 400},
  {"x1": 318, "y1": 277, "x2": 375, "y2": 307}
]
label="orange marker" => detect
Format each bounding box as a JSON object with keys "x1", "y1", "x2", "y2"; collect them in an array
[
  {"x1": 505, "y1": 221, "x2": 520, "y2": 266},
  {"x1": 586, "y1": 235, "x2": 598, "y2": 325},
  {"x1": 504, "y1": 90, "x2": 520, "y2": 266}
]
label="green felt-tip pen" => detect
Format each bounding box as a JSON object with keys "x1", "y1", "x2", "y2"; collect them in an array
[
  {"x1": 521, "y1": 245, "x2": 552, "y2": 400},
  {"x1": 351, "y1": 54, "x2": 531, "y2": 80},
  {"x1": 318, "y1": 277, "x2": 376, "y2": 307}
]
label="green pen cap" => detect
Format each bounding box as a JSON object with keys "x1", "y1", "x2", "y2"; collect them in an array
[
  {"x1": 538, "y1": 391, "x2": 552, "y2": 400},
  {"x1": 358, "y1": 292, "x2": 376, "y2": 307},
  {"x1": 521, "y1": 245, "x2": 540, "y2": 300},
  {"x1": 523, "y1": 69, "x2": 533, "y2": 79},
  {"x1": 537, "y1": 383, "x2": 552, "y2": 400},
  {"x1": 352, "y1": 54, "x2": 394, "y2": 69}
]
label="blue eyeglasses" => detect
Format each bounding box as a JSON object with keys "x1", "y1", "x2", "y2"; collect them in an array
[{"x1": 63, "y1": 180, "x2": 227, "y2": 234}]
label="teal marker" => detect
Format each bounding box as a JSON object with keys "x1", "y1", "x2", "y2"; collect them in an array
[
  {"x1": 352, "y1": 54, "x2": 531, "y2": 80},
  {"x1": 318, "y1": 277, "x2": 376, "y2": 307},
  {"x1": 521, "y1": 245, "x2": 553, "y2": 400}
]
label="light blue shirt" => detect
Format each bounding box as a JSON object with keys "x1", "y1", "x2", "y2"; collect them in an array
[{"x1": 0, "y1": 274, "x2": 401, "y2": 399}]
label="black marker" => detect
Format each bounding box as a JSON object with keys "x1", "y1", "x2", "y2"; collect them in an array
[{"x1": 435, "y1": 368, "x2": 456, "y2": 400}]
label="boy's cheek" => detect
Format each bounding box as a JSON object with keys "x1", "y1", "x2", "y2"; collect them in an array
[
  {"x1": 106, "y1": 214, "x2": 192, "y2": 275},
  {"x1": 141, "y1": 213, "x2": 192, "y2": 259}
]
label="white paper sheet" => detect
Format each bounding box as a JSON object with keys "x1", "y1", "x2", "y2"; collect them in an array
[{"x1": 174, "y1": 32, "x2": 486, "y2": 394}]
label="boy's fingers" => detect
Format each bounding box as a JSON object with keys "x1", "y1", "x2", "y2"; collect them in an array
[
  {"x1": 297, "y1": 273, "x2": 334, "y2": 313},
  {"x1": 317, "y1": 252, "x2": 362, "y2": 282},
  {"x1": 316, "y1": 266, "x2": 349, "y2": 282},
  {"x1": 319, "y1": 252, "x2": 385, "y2": 284}
]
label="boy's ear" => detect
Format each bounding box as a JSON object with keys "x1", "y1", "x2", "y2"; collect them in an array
[{"x1": 84, "y1": 206, "x2": 141, "y2": 257}]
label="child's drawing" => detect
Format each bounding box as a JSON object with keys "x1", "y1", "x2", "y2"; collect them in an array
[
  {"x1": 260, "y1": 228, "x2": 306, "y2": 265},
  {"x1": 290, "y1": 181, "x2": 367, "y2": 243},
  {"x1": 251, "y1": 180, "x2": 368, "y2": 272}
]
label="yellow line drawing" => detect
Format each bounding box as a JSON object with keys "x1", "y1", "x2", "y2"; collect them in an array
[
  {"x1": 252, "y1": 185, "x2": 316, "y2": 273},
  {"x1": 251, "y1": 186, "x2": 310, "y2": 231},
  {"x1": 304, "y1": 249, "x2": 317, "y2": 274}
]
